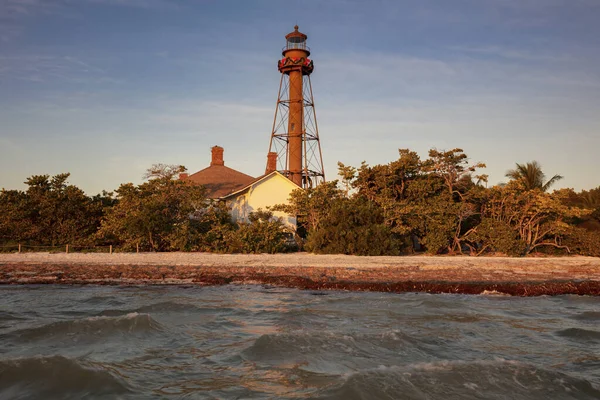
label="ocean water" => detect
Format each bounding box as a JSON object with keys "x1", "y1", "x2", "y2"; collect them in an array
[{"x1": 0, "y1": 285, "x2": 599, "y2": 399}]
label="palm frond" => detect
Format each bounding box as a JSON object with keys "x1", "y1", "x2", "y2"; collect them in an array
[
  {"x1": 541, "y1": 174, "x2": 564, "y2": 192},
  {"x1": 506, "y1": 161, "x2": 562, "y2": 192}
]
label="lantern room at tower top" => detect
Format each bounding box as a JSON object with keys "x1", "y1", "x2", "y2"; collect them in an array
[
  {"x1": 278, "y1": 25, "x2": 314, "y2": 76},
  {"x1": 284, "y1": 25, "x2": 310, "y2": 53}
]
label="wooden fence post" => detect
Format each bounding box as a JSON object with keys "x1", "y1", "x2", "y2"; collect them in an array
[
  {"x1": 18, "y1": 244, "x2": 21, "y2": 254},
  {"x1": 136, "y1": 243, "x2": 139, "y2": 254},
  {"x1": 66, "y1": 244, "x2": 69, "y2": 254},
  {"x1": 110, "y1": 245, "x2": 113, "y2": 255}
]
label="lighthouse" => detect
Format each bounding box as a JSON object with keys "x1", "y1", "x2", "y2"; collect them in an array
[{"x1": 267, "y1": 26, "x2": 325, "y2": 188}]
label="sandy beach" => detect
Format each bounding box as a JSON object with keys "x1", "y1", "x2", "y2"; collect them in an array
[{"x1": 1, "y1": 253, "x2": 599, "y2": 296}]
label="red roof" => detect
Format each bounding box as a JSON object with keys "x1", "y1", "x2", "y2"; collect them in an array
[{"x1": 186, "y1": 165, "x2": 255, "y2": 199}]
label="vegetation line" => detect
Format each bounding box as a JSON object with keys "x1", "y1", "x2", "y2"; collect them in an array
[{"x1": 1, "y1": 149, "x2": 599, "y2": 257}]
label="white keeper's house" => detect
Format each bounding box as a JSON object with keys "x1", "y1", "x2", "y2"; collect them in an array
[{"x1": 180, "y1": 146, "x2": 298, "y2": 229}]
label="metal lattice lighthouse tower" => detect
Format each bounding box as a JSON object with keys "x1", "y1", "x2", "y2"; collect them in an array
[{"x1": 267, "y1": 26, "x2": 325, "y2": 188}]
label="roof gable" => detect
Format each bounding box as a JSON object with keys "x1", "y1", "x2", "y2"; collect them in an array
[{"x1": 186, "y1": 165, "x2": 255, "y2": 199}]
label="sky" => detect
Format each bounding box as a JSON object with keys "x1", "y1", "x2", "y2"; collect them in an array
[{"x1": 1, "y1": 0, "x2": 599, "y2": 195}]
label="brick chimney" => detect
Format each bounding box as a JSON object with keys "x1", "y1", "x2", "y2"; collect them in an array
[
  {"x1": 211, "y1": 146, "x2": 224, "y2": 166},
  {"x1": 266, "y1": 152, "x2": 278, "y2": 174},
  {"x1": 179, "y1": 172, "x2": 189, "y2": 180}
]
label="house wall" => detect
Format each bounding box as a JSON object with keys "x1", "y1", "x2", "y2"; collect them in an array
[{"x1": 227, "y1": 174, "x2": 297, "y2": 229}]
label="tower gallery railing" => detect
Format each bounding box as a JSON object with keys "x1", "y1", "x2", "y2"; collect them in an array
[{"x1": 282, "y1": 43, "x2": 310, "y2": 52}]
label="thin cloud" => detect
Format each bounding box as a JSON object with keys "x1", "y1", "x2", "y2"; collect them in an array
[
  {"x1": 489, "y1": 0, "x2": 600, "y2": 9},
  {"x1": 0, "y1": 23, "x2": 21, "y2": 42},
  {"x1": 0, "y1": 1, "x2": 72, "y2": 42},
  {"x1": 0, "y1": 0, "x2": 68, "y2": 17},
  {"x1": 448, "y1": 45, "x2": 568, "y2": 62},
  {"x1": 0, "y1": 53, "x2": 115, "y2": 84},
  {"x1": 0, "y1": 0, "x2": 179, "y2": 42},
  {"x1": 72, "y1": 0, "x2": 179, "y2": 10},
  {"x1": 315, "y1": 50, "x2": 600, "y2": 101}
]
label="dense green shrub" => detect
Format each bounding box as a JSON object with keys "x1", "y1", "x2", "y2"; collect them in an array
[
  {"x1": 3, "y1": 156, "x2": 600, "y2": 258},
  {"x1": 98, "y1": 165, "x2": 206, "y2": 252},
  {"x1": 305, "y1": 197, "x2": 401, "y2": 256},
  {"x1": 225, "y1": 210, "x2": 293, "y2": 254},
  {"x1": 0, "y1": 174, "x2": 107, "y2": 247},
  {"x1": 471, "y1": 218, "x2": 526, "y2": 256},
  {"x1": 422, "y1": 219, "x2": 456, "y2": 255},
  {"x1": 562, "y1": 228, "x2": 600, "y2": 257},
  {"x1": 193, "y1": 203, "x2": 237, "y2": 253}
]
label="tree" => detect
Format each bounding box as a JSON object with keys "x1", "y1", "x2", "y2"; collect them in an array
[
  {"x1": 476, "y1": 183, "x2": 586, "y2": 255},
  {"x1": 471, "y1": 217, "x2": 526, "y2": 256},
  {"x1": 505, "y1": 161, "x2": 563, "y2": 192},
  {"x1": 578, "y1": 186, "x2": 600, "y2": 211},
  {"x1": 337, "y1": 162, "x2": 356, "y2": 197},
  {"x1": 352, "y1": 149, "x2": 423, "y2": 241},
  {"x1": 424, "y1": 148, "x2": 487, "y2": 196},
  {"x1": 561, "y1": 186, "x2": 600, "y2": 230},
  {"x1": 305, "y1": 197, "x2": 400, "y2": 256},
  {"x1": 98, "y1": 165, "x2": 206, "y2": 251},
  {"x1": 353, "y1": 149, "x2": 422, "y2": 203},
  {"x1": 0, "y1": 173, "x2": 104, "y2": 247},
  {"x1": 562, "y1": 227, "x2": 600, "y2": 257},
  {"x1": 351, "y1": 148, "x2": 485, "y2": 254},
  {"x1": 144, "y1": 163, "x2": 187, "y2": 180},
  {"x1": 193, "y1": 202, "x2": 237, "y2": 252},
  {"x1": 227, "y1": 210, "x2": 293, "y2": 254},
  {"x1": 273, "y1": 181, "x2": 344, "y2": 233},
  {"x1": 0, "y1": 189, "x2": 32, "y2": 244}
]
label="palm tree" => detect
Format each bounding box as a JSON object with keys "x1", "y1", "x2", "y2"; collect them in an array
[
  {"x1": 580, "y1": 187, "x2": 600, "y2": 209},
  {"x1": 505, "y1": 161, "x2": 563, "y2": 192}
]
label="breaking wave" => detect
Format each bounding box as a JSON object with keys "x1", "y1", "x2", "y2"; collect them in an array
[
  {"x1": 97, "y1": 301, "x2": 234, "y2": 317},
  {"x1": 556, "y1": 328, "x2": 600, "y2": 342},
  {"x1": 2, "y1": 285, "x2": 599, "y2": 399},
  {"x1": 0, "y1": 310, "x2": 26, "y2": 322},
  {"x1": 81, "y1": 295, "x2": 126, "y2": 306},
  {"x1": 570, "y1": 311, "x2": 600, "y2": 321},
  {"x1": 7, "y1": 312, "x2": 163, "y2": 342},
  {"x1": 242, "y1": 330, "x2": 445, "y2": 372},
  {"x1": 0, "y1": 355, "x2": 130, "y2": 398},
  {"x1": 313, "y1": 360, "x2": 600, "y2": 400}
]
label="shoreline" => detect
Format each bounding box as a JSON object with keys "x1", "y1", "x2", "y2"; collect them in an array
[{"x1": 1, "y1": 253, "x2": 599, "y2": 296}]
